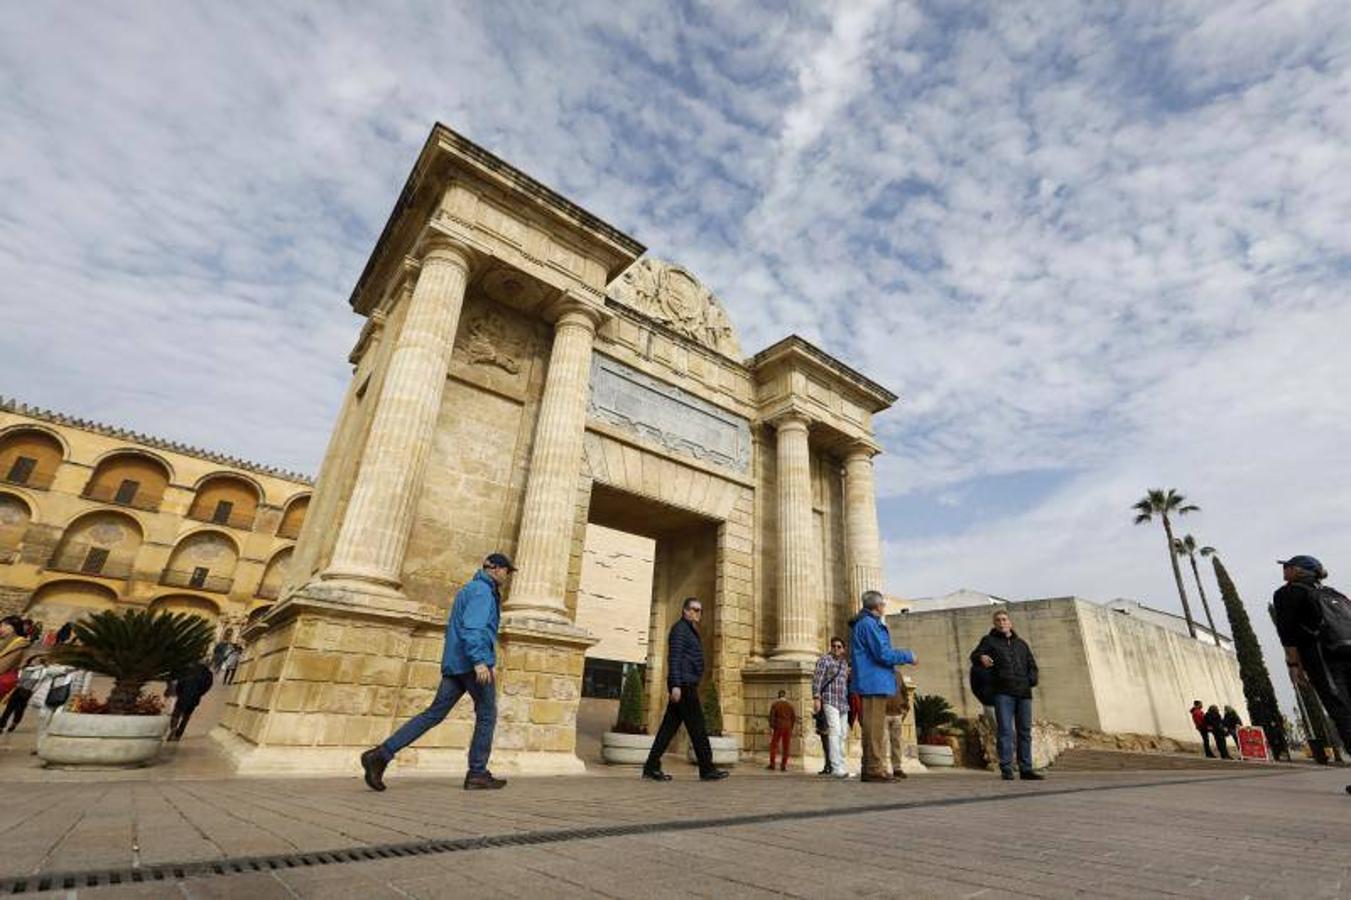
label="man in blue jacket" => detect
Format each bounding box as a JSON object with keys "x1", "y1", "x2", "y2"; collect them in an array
[
  {"x1": 641, "y1": 596, "x2": 729, "y2": 782},
  {"x1": 361, "y1": 553, "x2": 514, "y2": 792},
  {"x1": 849, "y1": 590, "x2": 915, "y2": 783}
]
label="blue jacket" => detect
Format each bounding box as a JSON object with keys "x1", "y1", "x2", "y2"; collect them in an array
[
  {"x1": 666, "y1": 618, "x2": 704, "y2": 688},
  {"x1": 440, "y1": 570, "x2": 501, "y2": 675},
  {"x1": 849, "y1": 611, "x2": 915, "y2": 696}
]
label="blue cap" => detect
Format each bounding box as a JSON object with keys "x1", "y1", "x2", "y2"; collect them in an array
[
  {"x1": 1277, "y1": 555, "x2": 1324, "y2": 575},
  {"x1": 485, "y1": 552, "x2": 516, "y2": 572}
]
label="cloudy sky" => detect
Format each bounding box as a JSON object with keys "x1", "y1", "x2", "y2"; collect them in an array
[{"x1": 3, "y1": 2, "x2": 1349, "y2": 714}]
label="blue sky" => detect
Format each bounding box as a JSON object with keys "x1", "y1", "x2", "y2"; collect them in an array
[{"x1": 3, "y1": 1, "x2": 1350, "y2": 716}]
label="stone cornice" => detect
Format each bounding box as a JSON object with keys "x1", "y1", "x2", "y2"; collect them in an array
[
  {"x1": 0, "y1": 396, "x2": 313, "y2": 485},
  {"x1": 749, "y1": 335, "x2": 898, "y2": 412}
]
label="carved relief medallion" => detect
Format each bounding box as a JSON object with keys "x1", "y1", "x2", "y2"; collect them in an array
[{"x1": 609, "y1": 258, "x2": 742, "y2": 358}]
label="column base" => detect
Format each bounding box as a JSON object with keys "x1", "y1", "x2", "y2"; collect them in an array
[{"x1": 741, "y1": 659, "x2": 819, "y2": 770}]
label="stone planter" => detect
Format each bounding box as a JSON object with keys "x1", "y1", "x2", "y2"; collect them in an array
[
  {"x1": 918, "y1": 743, "x2": 955, "y2": 768},
  {"x1": 687, "y1": 735, "x2": 739, "y2": 766},
  {"x1": 38, "y1": 711, "x2": 169, "y2": 767},
  {"x1": 602, "y1": 731, "x2": 655, "y2": 765}
]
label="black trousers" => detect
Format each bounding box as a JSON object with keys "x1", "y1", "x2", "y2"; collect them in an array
[
  {"x1": 1198, "y1": 728, "x2": 1214, "y2": 757},
  {"x1": 1212, "y1": 729, "x2": 1231, "y2": 759},
  {"x1": 1, "y1": 687, "x2": 32, "y2": 731},
  {"x1": 644, "y1": 684, "x2": 714, "y2": 773},
  {"x1": 1307, "y1": 652, "x2": 1351, "y2": 747},
  {"x1": 170, "y1": 700, "x2": 199, "y2": 740}
]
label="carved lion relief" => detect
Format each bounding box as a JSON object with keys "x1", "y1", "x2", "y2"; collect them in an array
[{"x1": 609, "y1": 258, "x2": 742, "y2": 358}]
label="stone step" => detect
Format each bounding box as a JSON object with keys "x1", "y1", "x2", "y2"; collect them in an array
[{"x1": 1050, "y1": 747, "x2": 1286, "y2": 771}]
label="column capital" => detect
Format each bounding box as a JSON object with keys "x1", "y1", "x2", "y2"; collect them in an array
[
  {"x1": 418, "y1": 235, "x2": 475, "y2": 271},
  {"x1": 843, "y1": 440, "x2": 882, "y2": 463},
  {"x1": 769, "y1": 411, "x2": 811, "y2": 434},
  {"x1": 543, "y1": 289, "x2": 610, "y2": 332}
]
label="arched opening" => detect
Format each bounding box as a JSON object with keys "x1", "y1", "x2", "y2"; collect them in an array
[
  {"x1": 0, "y1": 492, "x2": 32, "y2": 564},
  {"x1": 188, "y1": 473, "x2": 261, "y2": 530},
  {"x1": 255, "y1": 546, "x2": 293, "y2": 601},
  {"x1": 48, "y1": 510, "x2": 144, "y2": 579},
  {"x1": 25, "y1": 579, "x2": 119, "y2": 629},
  {"x1": 161, "y1": 530, "x2": 239, "y2": 594},
  {"x1": 276, "y1": 494, "x2": 310, "y2": 540},
  {"x1": 0, "y1": 427, "x2": 64, "y2": 490},
  {"x1": 148, "y1": 593, "x2": 221, "y2": 628},
  {"x1": 82, "y1": 451, "x2": 171, "y2": 511}
]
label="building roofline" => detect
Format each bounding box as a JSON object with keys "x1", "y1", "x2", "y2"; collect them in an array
[
  {"x1": 0, "y1": 396, "x2": 313, "y2": 485},
  {"x1": 1106, "y1": 597, "x2": 1232, "y2": 642},
  {"x1": 749, "y1": 334, "x2": 898, "y2": 409}
]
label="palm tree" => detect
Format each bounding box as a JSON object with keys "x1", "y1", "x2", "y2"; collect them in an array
[
  {"x1": 1173, "y1": 535, "x2": 1219, "y2": 644},
  {"x1": 1131, "y1": 489, "x2": 1200, "y2": 639}
]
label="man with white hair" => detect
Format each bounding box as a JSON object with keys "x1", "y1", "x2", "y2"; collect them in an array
[{"x1": 848, "y1": 590, "x2": 916, "y2": 783}]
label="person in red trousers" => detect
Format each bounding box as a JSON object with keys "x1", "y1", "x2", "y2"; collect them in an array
[{"x1": 767, "y1": 690, "x2": 796, "y2": 771}]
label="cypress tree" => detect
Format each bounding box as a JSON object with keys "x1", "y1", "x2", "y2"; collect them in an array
[
  {"x1": 614, "y1": 665, "x2": 647, "y2": 734},
  {"x1": 1212, "y1": 556, "x2": 1281, "y2": 744}
]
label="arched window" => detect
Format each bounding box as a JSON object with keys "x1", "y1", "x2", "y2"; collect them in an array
[
  {"x1": 188, "y1": 474, "x2": 261, "y2": 530},
  {"x1": 161, "y1": 530, "x2": 239, "y2": 594},
  {"x1": 83, "y1": 452, "x2": 171, "y2": 511},
  {"x1": 48, "y1": 510, "x2": 144, "y2": 579},
  {"x1": 276, "y1": 494, "x2": 310, "y2": 540},
  {"x1": 0, "y1": 492, "x2": 32, "y2": 564},
  {"x1": 26, "y1": 579, "x2": 118, "y2": 628},
  {"x1": 148, "y1": 593, "x2": 221, "y2": 627},
  {"x1": 255, "y1": 546, "x2": 293, "y2": 600},
  {"x1": 0, "y1": 428, "x2": 64, "y2": 490}
]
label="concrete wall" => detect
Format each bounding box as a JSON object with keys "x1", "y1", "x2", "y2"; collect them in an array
[{"x1": 888, "y1": 597, "x2": 1248, "y2": 742}]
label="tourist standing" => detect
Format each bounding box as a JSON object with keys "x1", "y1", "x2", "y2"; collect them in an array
[
  {"x1": 642, "y1": 597, "x2": 728, "y2": 782},
  {"x1": 812, "y1": 637, "x2": 851, "y2": 779},
  {"x1": 884, "y1": 680, "x2": 911, "y2": 779},
  {"x1": 167, "y1": 659, "x2": 214, "y2": 742},
  {"x1": 361, "y1": 553, "x2": 516, "y2": 792},
  {"x1": 972, "y1": 609, "x2": 1044, "y2": 781},
  {"x1": 1190, "y1": 700, "x2": 1215, "y2": 757},
  {"x1": 1271, "y1": 555, "x2": 1351, "y2": 794},
  {"x1": 220, "y1": 643, "x2": 241, "y2": 685},
  {"x1": 1204, "y1": 705, "x2": 1232, "y2": 759},
  {"x1": 767, "y1": 690, "x2": 795, "y2": 771},
  {"x1": 848, "y1": 591, "x2": 916, "y2": 783},
  {"x1": 1222, "y1": 706, "x2": 1242, "y2": 747}
]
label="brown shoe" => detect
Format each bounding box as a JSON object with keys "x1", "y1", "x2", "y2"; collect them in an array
[
  {"x1": 360, "y1": 748, "x2": 388, "y2": 792},
  {"x1": 892, "y1": 769, "x2": 908, "y2": 779},
  {"x1": 860, "y1": 772, "x2": 894, "y2": 783},
  {"x1": 464, "y1": 771, "x2": 507, "y2": 790}
]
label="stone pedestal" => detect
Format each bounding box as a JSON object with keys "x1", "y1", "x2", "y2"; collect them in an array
[
  {"x1": 741, "y1": 659, "x2": 817, "y2": 770},
  {"x1": 493, "y1": 618, "x2": 597, "y2": 774}
]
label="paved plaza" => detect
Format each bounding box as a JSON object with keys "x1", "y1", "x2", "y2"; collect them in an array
[{"x1": 0, "y1": 757, "x2": 1345, "y2": 899}]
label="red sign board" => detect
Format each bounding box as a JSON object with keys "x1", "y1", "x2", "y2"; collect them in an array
[{"x1": 1236, "y1": 726, "x2": 1270, "y2": 761}]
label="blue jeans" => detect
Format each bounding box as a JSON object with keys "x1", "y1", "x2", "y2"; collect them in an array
[
  {"x1": 993, "y1": 693, "x2": 1033, "y2": 773},
  {"x1": 379, "y1": 672, "x2": 497, "y2": 774}
]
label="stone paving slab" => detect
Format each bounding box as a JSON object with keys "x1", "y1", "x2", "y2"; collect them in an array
[{"x1": 0, "y1": 767, "x2": 1345, "y2": 898}]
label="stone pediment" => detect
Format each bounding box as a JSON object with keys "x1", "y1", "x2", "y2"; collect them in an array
[{"x1": 608, "y1": 258, "x2": 742, "y2": 358}]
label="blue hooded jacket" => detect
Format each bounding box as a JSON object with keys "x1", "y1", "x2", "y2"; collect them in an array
[
  {"x1": 849, "y1": 610, "x2": 915, "y2": 696},
  {"x1": 440, "y1": 569, "x2": 501, "y2": 675}
]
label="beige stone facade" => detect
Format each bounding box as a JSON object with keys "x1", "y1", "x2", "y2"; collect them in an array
[
  {"x1": 216, "y1": 124, "x2": 900, "y2": 776},
  {"x1": 891, "y1": 597, "x2": 1249, "y2": 743},
  {"x1": 0, "y1": 398, "x2": 311, "y2": 634}
]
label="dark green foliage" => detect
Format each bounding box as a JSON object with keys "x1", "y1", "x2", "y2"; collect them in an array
[
  {"x1": 1211, "y1": 557, "x2": 1281, "y2": 741},
  {"x1": 914, "y1": 693, "x2": 957, "y2": 740},
  {"x1": 702, "y1": 681, "x2": 724, "y2": 737},
  {"x1": 48, "y1": 609, "x2": 214, "y2": 715},
  {"x1": 613, "y1": 665, "x2": 647, "y2": 734}
]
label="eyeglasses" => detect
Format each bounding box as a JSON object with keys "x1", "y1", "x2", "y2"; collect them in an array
[{"x1": 689, "y1": 607, "x2": 703, "y2": 614}]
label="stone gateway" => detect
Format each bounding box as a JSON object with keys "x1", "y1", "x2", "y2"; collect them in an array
[{"x1": 215, "y1": 124, "x2": 903, "y2": 776}]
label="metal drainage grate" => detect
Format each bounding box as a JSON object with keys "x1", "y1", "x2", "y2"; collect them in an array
[{"x1": 0, "y1": 769, "x2": 1293, "y2": 895}]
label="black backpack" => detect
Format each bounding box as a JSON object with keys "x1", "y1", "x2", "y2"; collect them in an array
[
  {"x1": 969, "y1": 644, "x2": 996, "y2": 706},
  {"x1": 1309, "y1": 584, "x2": 1351, "y2": 656}
]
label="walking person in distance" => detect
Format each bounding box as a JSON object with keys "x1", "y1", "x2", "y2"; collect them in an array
[
  {"x1": 848, "y1": 590, "x2": 916, "y2": 783},
  {"x1": 361, "y1": 553, "x2": 516, "y2": 792},
  {"x1": 767, "y1": 689, "x2": 796, "y2": 772},
  {"x1": 972, "y1": 609, "x2": 1044, "y2": 781},
  {"x1": 167, "y1": 658, "x2": 214, "y2": 742},
  {"x1": 641, "y1": 597, "x2": 728, "y2": 782}
]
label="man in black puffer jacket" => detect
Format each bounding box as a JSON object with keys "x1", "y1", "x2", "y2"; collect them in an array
[
  {"x1": 642, "y1": 597, "x2": 728, "y2": 782},
  {"x1": 971, "y1": 609, "x2": 1043, "y2": 781}
]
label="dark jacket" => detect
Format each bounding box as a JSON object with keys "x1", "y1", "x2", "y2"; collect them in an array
[
  {"x1": 1204, "y1": 708, "x2": 1225, "y2": 733},
  {"x1": 971, "y1": 629, "x2": 1039, "y2": 699},
  {"x1": 1222, "y1": 709, "x2": 1241, "y2": 732},
  {"x1": 666, "y1": 618, "x2": 704, "y2": 688},
  {"x1": 174, "y1": 663, "x2": 214, "y2": 706}
]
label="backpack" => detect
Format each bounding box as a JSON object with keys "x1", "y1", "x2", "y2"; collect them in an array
[
  {"x1": 1308, "y1": 584, "x2": 1351, "y2": 656},
  {"x1": 969, "y1": 642, "x2": 996, "y2": 706}
]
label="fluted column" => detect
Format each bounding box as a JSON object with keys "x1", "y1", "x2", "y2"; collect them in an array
[
  {"x1": 505, "y1": 298, "x2": 605, "y2": 620},
  {"x1": 843, "y1": 444, "x2": 884, "y2": 603},
  {"x1": 322, "y1": 238, "x2": 472, "y2": 592},
  {"x1": 773, "y1": 413, "x2": 819, "y2": 659}
]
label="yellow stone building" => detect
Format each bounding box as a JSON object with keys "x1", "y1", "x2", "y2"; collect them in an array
[{"x1": 0, "y1": 397, "x2": 312, "y2": 633}]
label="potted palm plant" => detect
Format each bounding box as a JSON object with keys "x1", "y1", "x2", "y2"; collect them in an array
[
  {"x1": 602, "y1": 665, "x2": 654, "y2": 765},
  {"x1": 686, "y1": 681, "x2": 738, "y2": 766},
  {"x1": 914, "y1": 693, "x2": 958, "y2": 767},
  {"x1": 39, "y1": 609, "x2": 214, "y2": 767}
]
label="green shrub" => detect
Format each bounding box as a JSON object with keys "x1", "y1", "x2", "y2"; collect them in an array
[
  {"x1": 702, "y1": 681, "x2": 724, "y2": 737},
  {"x1": 914, "y1": 693, "x2": 958, "y2": 741},
  {"x1": 49, "y1": 609, "x2": 214, "y2": 715},
  {"x1": 613, "y1": 665, "x2": 647, "y2": 734}
]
